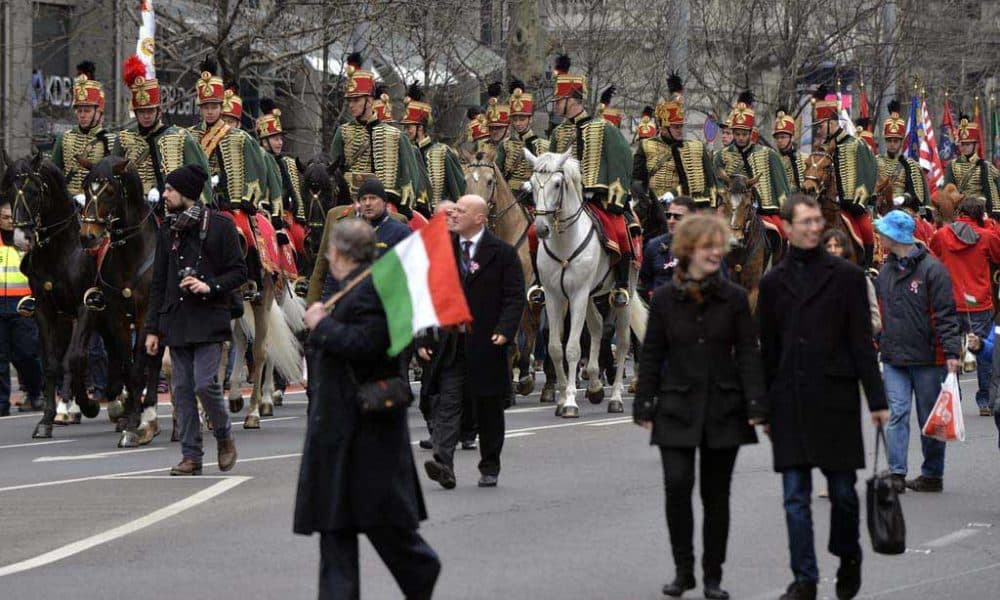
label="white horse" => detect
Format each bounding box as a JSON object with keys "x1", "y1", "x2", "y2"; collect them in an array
[{"x1": 525, "y1": 149, "x2": 647, "y2": 418}]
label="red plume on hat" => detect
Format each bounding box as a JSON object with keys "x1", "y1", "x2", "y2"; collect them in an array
[{"x1": 123, "y1": 54, "x2": 146, "y2": 87}]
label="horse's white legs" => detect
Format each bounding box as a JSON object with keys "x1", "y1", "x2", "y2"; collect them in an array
[
  {"x1": 583, "y1": 301, "x2": 605, "y2": 405},
  {"x1": 54, "y1": 397, "x2": 70, "y2": 425},
  {"x1": 608, "y1": 302, "x2": 630, "y2": 412},
  {"x1": 260, "y1": 360, "x2": 274, "y2": 417},
  {"x1": 545, "y1": 300, "x2": 568, "y2": 415},
  {"x1": 559, "y1": 294, "x2": 590, "y2": 418}
]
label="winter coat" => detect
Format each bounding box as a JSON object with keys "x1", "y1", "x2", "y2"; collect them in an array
[
  {"x1": 758, "y1": 247, "x2": 887, "y2": 472},
  {"x1": 294, "y1": 268, "x2": 427, "y2": 534},
  {"x1": 929, "y1": 216, "x2": 1000, "y2": 311},
  {"x1": 633, "y1": 276, "x2": 766, "y2": 449},
  {"x1": 876, "y1": 245, "x2": 961, "y2": 366},
  {"x1": 639, "y1": 232, "x2": 676, "y2": 299}
]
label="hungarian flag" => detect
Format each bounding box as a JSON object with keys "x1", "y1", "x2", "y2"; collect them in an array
[
  {"x1": 905, "y1": 95, "x2": 920, "y2": 160},
  {"x1": 940, "y1": 97, "x2": 958, "y2": 161},
  {"x1": 136, "y1": 1, "x2": 156, "y2": 79},
  {"x1": 371, "y1": 214, "x2": 472, "y2": 356}
]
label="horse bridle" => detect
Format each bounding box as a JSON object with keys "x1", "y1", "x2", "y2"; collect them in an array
[
  {"x1": 10, "y1": 171, "x2": 77, "y2": 248},
  {"x1": 81, "y1": 176, "x2": 154, "y2": 248},
  {"x1": 531, "y1": 171, "x2": 586, "y2": 234},
  {"x1": 469, "y1": 161, "x2": 532, "y2": 245},
  {"x1": 803, "y1": 151, "x2": 835, "y2": 197}
]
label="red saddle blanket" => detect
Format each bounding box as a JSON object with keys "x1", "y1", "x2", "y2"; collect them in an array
[
  {"x1": 584, "y1": 205, "x2": 642, "y2": 267},
  {"x1": 229, "y1": 210, "x2": 298, "y2": 279},
  {"x1": 840, "y1": 210, "x2": 875, "y2": 247}
]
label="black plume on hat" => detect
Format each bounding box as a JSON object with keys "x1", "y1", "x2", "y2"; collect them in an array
[
  {"x1": 76, "y1": 61, "x2": 96, "y2": 80},
  {"x1": 600, "y1": 85, "x2": 616, "y2": 105},
  {"x1": 346, "y1": 52, "x2": 363, "y2": 69},
  {"x1": 225, "y1": 80, "x2": 240, "y2": 94},
  {"x1": 406, "y1": 81, "x2": 423, "y2": 102},
  {"x1": 467, "y1": 107, "x2": 482, "y2": 120},
  {"x1": 737, "y1": 90, "x2": 754, "y2": 106},
  {"x1": 641, "y1": 105, "x2": 654, "y2": 118},
  {"x1": 887, "y1": 99, "x2": 901, "y2": 115},
  {"x1": 855, "y1": 117, "x2": 871, "y2": 129},
  {"x1": 667, "y1": 72, "x2": 684, "y2": 95},
  {"x1": 259, "y1": 97, "x2": 276, "y2": 114},
  {"x1": 776, "y1": 106, "x2": 789, "y2": 116},
  {"x1": 509, "y1": 78, "x2": 526, "y2": 94},
  {"x1": 357, "y1": 177, "x2": 386, "y2": 201},
  {"x1": 487, "y1": 81, "x2": 503, "y2": 99},
  {"x1": 199, "y1": 56, "x2": 218, "y2": 75},
  {"x1": 812, "y1": 84, "x2": 830, "y2": 101},
  {"x1": 555, "y1": 54, "x2": 571, "y2": 73},
  {"x1": 165, "y1": 164, "x2": 208, "y2": 201},
  {"x1": 958, "y1": 112, "x2": 971, "y2": 122}
]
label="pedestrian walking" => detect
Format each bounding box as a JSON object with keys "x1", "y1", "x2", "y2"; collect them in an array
[
  {"x1": 758, "y1": 194, "x2": 888, "y2": 600},
  {"x1": 639, "y1": 196, "x2": 695, "y2": 299},
  {"x1": 296, "y1": 219, "x2": 439, "y2": 599},
  {"x1": 929, "y1": 197, "x2": 1000, "y2": 416},
  {"x1": 419, "y1": 194, "x2": 525, "y2": 489},
  {"x1": 876, "y1": 210, "x2": 962, "y2": 493},
  {"x1": 144, "y1": 164, "x2": 244, "y2": 476},
  {"x1": 0, "y1": 200, "x2": 42, "y2": 416},
  {"x1": 633, "y1": 213, "x2": 767, "y2": 600},
  {"x1": 821, "y1": 229, "x2": 881, "y2": 334}
]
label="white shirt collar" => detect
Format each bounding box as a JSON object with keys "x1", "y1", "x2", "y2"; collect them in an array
[{"x1": 461, "y1": 227, "x2": 485, "y2": 247}]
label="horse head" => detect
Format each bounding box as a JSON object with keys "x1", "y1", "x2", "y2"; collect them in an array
[
  {"x1": 717, "y1": 173, "x2": 759, "y2": 249},
  {"x1": 527, "y1": 149, "x2": 581, "y2": 240},
  {"x1": 801, "y1": 139, "x2": 837, "y2": 198},
  {"x1": 1, "y1": 154, "x2": 73, "y2": 252},
  {"x1": 79, "y1": 157, "x2": 145, "y2": 250}
]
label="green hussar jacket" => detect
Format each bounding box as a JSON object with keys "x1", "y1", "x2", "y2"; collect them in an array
[
  {"x1": 497, "y1": 130, "x2": 549, "y2": 193},
  {"x1": 877, "y1": 154, "x2": 930, "y2": 206},
  {"x1": 417, "y1": 137, "x2": 465, "y2": 211},
  {"x1": 410, "y1": 145, "x2": 434, "y2": 218},
  {"x1": 275, "y1": 154, "x2": 305, "y2": 223},
  {"x1": 828, "y1": 129, "x2": 877, "y2": 208},
  {"x1": 779, "y1": 148, "x2": 807, "y2": 194},
  {"x1": 190, "y1": 121, "x2": 267, "y2": 210},
  {"x1": 550, "y1": 111, "x2": 632, "y2": 213},
  {"x1": 714, "y1": 142, "x2": 790, "y2": 213},
  {"x1": 330, "y1": 118, "x2": 423, "y2": 217},
  {"x1": 51, "y1": 125, "x2": 115, "y2": 197},
  {"x1": 945, "y1": 153, "x2": 1000, "y2": 215},
  {"x1": 261, "y1": 150, "x2": 285, "y2": 220},
  {"x1": 633, "y1": 135, "x2": 717, "y2": 208},
  {"x1": 113, "y1": 122, "x2": 213, "y2": 205}
]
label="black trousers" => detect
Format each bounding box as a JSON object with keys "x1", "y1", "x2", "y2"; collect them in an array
[
  {"x1": 319, "y1": 527, "x2": 440, "y2": 600},
  {"x1": 659, "y1": 444, "x2": 739, "y2": 583},
  {"x1": 432, "y1": 342, "x2": 504, "y2": 475}
]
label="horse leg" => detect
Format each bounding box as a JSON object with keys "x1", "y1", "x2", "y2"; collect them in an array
[
  {"x1": 260, "y1": 359, "x2": 274, "y2": 417},
  {"x1": 244, "y1": 298, "x2": 270, "y2": 429},
  {"x1": 31, "y1": 311, "x2": 65, "y2": 439},
  {"x1": 515, "y1": 304, "x2": 539, "y2": 396},
  {"x1": 544, "y1": 300, "x2": 569, "y2": 416},
  {"x1": 560, "y1": 295, "x2": 590, "y2": 419},
  {"x1": 162, "y1": 348, "x2": 180, "y2": 442},
  {"x1": 584, "y1": 301, "x2": 605, "y2": 405},
  {"x1": 607, "y1": 302, "x2": 630, "y2": 413}
]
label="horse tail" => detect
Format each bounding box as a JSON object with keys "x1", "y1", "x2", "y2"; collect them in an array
[
  {"x1": 629, "y1": 298, "x2": 649, "y2": 343},
  {"x1": 267, "y1": 300, "x2": 304, "y2": 383},
  {"x1": 280, "y1": 287, "x2": 308, "y2": 335}
]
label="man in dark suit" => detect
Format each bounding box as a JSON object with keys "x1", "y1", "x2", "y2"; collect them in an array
[
  {"x1": 419, "y1": 195, "x2": 525, "y2": 488},
  {"x1": 758, "y1": 194, "x2": 889, "y2": 600}
]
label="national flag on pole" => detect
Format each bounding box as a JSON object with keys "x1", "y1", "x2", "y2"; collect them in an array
[
  {"x1": 974, "y1": 96, "x2": 986, "y2": 155},
  {"x1": 371, "y1": 214, "x2": 472, "y2": 356},
  {"x1": 991, "y1": 99, "x2": 1000, "y2": 169},
  {"x1": 136, "y1": 1, "x2": 156, "y2": 79},
  {"x1": 919, "y1": 99, "x2": 944, "y2": 189},
  {"x1": 904, "y1": 95, "x2": 920, "y2": 160},
  {"x1": 940, "y1": 97, "x2": 958, "y2": 161},
  {"x1": 799, "y1": 94, "x2": 813, "y2": 155}
]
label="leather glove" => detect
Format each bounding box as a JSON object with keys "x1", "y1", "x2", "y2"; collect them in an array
[
  {"x1": 239, "y1": 200, "x2": 257, "y2": 215},
  {"x1": 276, "y1": 230, "x2": 290, "y2": 246},
  {"x1": 632, "y1": 396, "x2": 656, "y2": 424},
  {"x1": 271, "y1": 214, "x2": 284, "y2": 231}
]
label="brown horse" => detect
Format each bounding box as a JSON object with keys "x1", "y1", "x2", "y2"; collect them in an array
[
  {"x1": 463, "y1": 152, "x2": 542, "y2": 397},
  {"x1": 931, "y1": 182, "x2": 963, "y2": 225},
  {"x1": 716, "y1": 172, "x2": 782, "y2": 312},
  {"x1": 800, "y1": 140, "x2": 864, "y2": 265}
]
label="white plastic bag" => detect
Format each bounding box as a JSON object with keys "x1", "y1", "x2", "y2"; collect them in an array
[{"x1": 922, "y1": 372, "x2": 965, "y2": 442}]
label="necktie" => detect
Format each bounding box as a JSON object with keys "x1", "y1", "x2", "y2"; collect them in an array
[{"x1": 462, "y1": 240, "x2": 473, "y2": 273}]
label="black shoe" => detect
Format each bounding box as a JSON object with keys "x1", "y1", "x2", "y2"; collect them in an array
[
  {"x1": 424, "y1": 460, "x2": 456, "y2": 490},
  {"x1": 662, "y1": 573, "x2": 696, "y2": 597},
  {"x1": 836, "y1": 556, "x2": 862, "y2": 599},
  {"x1": 0, "y1": 406, "x2": 9, "y2": 417},
  {"x1": 905, "y1": 475, "x2": 943, "y2": 492},
  {"x1": 703, "y1": 582, "x2": 730, "y2": 600},
  {"x1": 779, "y1": 581, "x2": 817, "y2": 600},
  {"x1": 461, "y1": 438, "x2": 477, "y2": 450},
  {"x1": 478, "y1": 474, "x2": 498, "y2": 487},
  {"x1": 890, "y1": 474, "x2": 906, "y2": 494},
  {"x1": 418, "y1": 438, "x2": 434, "y2": 450}
]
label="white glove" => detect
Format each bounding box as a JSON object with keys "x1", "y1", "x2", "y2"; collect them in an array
[
  {"x1": 658, "y1": 191, "x2": 675, "y2": 204},
  {"x1": 892, "y1": 195, "x2": 905, "y2": 207},
  {"x1": 211, "y1": 175, "x2": 220, "y2": 189},
  {"x1": 73, "y1": 193, "x2": 86, "y2": 207},
  {"x1": 520, "y1": 181, "x2": 533, "y2": 193},
  {"x1": 147, "y1": 188, "x2": 160, "y2": 205}
]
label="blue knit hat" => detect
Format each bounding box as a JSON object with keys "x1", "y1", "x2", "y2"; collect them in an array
[{"x1": 874, "y1": 209, "x2": 914, "y2": 245}]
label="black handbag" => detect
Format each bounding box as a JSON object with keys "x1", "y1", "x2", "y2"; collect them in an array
[
  {"x1": 348, "y1": 365, "x2": 411, "y2": 416},
  {"x1": 866, "y1": 425, "x2": 907, "y2": 555}
]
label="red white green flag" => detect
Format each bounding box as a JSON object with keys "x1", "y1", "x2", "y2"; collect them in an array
[{"x1": 371, "y1": 213, "x2": 472, "y2": 356}]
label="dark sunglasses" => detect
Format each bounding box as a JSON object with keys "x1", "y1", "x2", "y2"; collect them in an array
[{"x1": 666, "y1": 212, "x2": 685, "y2": 221}]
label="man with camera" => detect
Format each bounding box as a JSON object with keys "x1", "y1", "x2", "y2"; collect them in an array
[{"x1": 144, "y1": 164, "x2": 247, "y2": 476}]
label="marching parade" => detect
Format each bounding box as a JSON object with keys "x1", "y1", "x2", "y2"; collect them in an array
[{"x1": 4, "y1": 1, "x2": 1000, "y2": 599}]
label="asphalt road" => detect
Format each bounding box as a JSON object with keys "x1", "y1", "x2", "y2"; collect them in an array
[{"x1": 1, "y1": 374, "x2": 999, "y2": 600}]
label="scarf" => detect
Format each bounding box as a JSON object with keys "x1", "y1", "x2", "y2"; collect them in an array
[{"x1": 170, "y1": 201, "x2": 204, "y2": 234}]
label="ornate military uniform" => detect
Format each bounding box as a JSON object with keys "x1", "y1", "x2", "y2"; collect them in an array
[
  {"x1": 944, "y1": 117, "x2": 1000, "y2": 214},
  {"x1": 714, "y1": 97, "x2": 789, "y2": 214},
  {"x1": 51, "y1": 68, "x2": 114, "y2": 197},
  {"x1": 597, "y1": 86, "x2": 623, "y2": 128},
  {"x1": 633, "y1": 106, "x2": 657, "y2": 144},
  {"x1": 632, "y1": 74, "x2": 716, "y2": 207},
  {"x1": 496, "y1": 80, "x2": 549, "y2": 194},
  {"x1": 773, "y1": 110, "x2": 807, "y2": 193},
  {"x1": 464, "y1": 110, "x2": 493, "y2": 162},
  {"x1": 399, "y1": 82, "x2": 465, "y2": 213},
  {"x1": 877, "y1": 104, "x2": 929, "y2": 206},
  {"x1": 115, "y1": 56, "x2": 211, "y2": 205},
  {"x1": 257, "y1": 106, "x2": 305, "y2": 223}
]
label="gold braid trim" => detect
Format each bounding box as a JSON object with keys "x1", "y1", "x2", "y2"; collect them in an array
[
  {"x1": 748, "y1": 147, "x2": 776, "y2": 208},
  {"x1": 218, "y1": 132, "x2": 247, "y2": 201},
  {"x1": 199, "y1": 121, "x2": 232, "y2": 158},
  {"x1": 283, "y1": 156, "x2": 304, "y2": 219},
  {"x1": 426, "y1": 143, "x2": 448, "y2": 204},
  {"x1": 156, "y1": 132, "x2": 187, "y2": 174},
  {"x1": 580, "y1": 120, "x2": 605, "y2": 190},
  {"x1": 371, "y1": 124, "x2": 401, "y2": 197},
  {"x1": 118, "y1": 130, "x2": 156, "y2": 193},
  {"x1": 641, "y1": 138, "x2": 678, "y2": 199},
  {"x1": 551, "y1": 121, "x2": 576, "y2": 154},
  {"x1": 341, "y1": 123, "x2": 371, "y2": 173},
  {"x1": 679, "y1": 140, "x2": 707, "y2": 197},
  {"x1": 951, "y1": 159, "x2": 979, "y2": 198},
  {"x1": 877, "y1": 156, "x2": 898, "y2": 181},
  {"x1": 836, "y1": 138, "x2": 863, "y2": 202}
]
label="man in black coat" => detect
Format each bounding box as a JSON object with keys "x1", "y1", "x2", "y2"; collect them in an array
[
  {"x1": 144, "y1": 164, "x2": 247, "y2": 476},
  {"x1": 419, "y1": 194, "x2": 525, "y2": 488},
  {"x1": 758, "y1": 194, "x2": 888, "y2": 600}
]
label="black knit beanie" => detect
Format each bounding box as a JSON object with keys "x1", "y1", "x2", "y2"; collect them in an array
[
  {"x1": 165, "y1": 164, "x2": 208, "y2": 201},
  {"x1": 356, "y1": 177, "x2": 386, "y2": 201}
]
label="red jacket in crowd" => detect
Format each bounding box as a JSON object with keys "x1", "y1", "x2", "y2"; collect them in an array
[{"x1": 929, "y1": 216, "x2": 1000, "y2": 312}]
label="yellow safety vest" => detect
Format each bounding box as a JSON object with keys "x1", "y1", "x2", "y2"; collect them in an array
[{"x1": 0, "y1": 239, "x2": 30, "y2": 298}]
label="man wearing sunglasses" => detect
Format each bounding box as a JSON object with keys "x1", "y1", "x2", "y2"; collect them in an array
[{"x1": 639, "y1": 196, "x2": 695, "y2": 300}]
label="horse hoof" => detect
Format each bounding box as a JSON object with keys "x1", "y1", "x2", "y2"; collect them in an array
[
  {"x1": 32, "y1": 422, "x2": 53, "y2": 439},
  {"x1": 540, "y1": 386, "x2": 556, "y2": 403},
  {"x1": 607, "y1": 400, "x2": 624, "y2": 413},
  {"x1": 136, "y1": 421, "x2": 160, "y2": 446},
  {"x1": 68, "y1": 413, "x2": 82, "y2": 425},
  {"x1": 554, "y1": 405, "x2": 564, "y2": 417},
  {"x1": 54, "y1": 413, "x2": 70, "y2": 426},
  {"x1": 516, "y1": 376, "x2": 535, "y2": 396},
  {"x1": 586, "y1": 387, "x2": 605, "y2": 404},
  {"x1": 243, "y1": 415, "x2": 260, "y2": 429},
  {"x1": 114, "y1": 419, "x2": 126, "y2": 433},
  {"x1": 272, "y1": 390, "x2": 284, "y2": 407},
  {"x1": 81, "y1": 400, "x2": 101, "y2": 419},
  {"x1": 562, "y1": 405, "x2": 580, "y2": 419},
  {"x1": 260, "y1": 402, "x2": 274, "y2": 417},
  {"x1": 627, "y1": 380, "x2": 637, "y2": 395},
  {"x1": 107, "y1": 399, "x2": 125, "y2": 420},
  {"x1": 118, "y1": 431, "x2": 140, "y2": 448},
  {"x1": 229, "y1": 397, "x2": 244, "y2": 414}
]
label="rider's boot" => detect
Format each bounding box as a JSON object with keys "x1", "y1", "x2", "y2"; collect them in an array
[
  {"x1": 863, "y1": 244, "x2": 875, "y2": 270},
  {"x1": 611, "y1": 254, "x2": 631, "y2": 308},
  {"x1": 243, "y1": 252, "x2": 263, "y2": 303}
]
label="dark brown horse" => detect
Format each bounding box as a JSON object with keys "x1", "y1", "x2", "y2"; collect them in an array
[
  {"x1": 1, "y1": 153, "x2": 97, "y2": 439},
  {"x1": 79, "y1": 156, "x2": 161, "y2": 447},
  {"x1": 294, "y1": 155, "x2": 351, "y2": 296},
  {"x1": 800, "y1": 140, "x2": 864, "y2": 265}
]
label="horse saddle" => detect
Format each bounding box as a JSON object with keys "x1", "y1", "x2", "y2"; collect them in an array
[{"x1": 581, "y1": 204, "x2": 617, "y2": 261}]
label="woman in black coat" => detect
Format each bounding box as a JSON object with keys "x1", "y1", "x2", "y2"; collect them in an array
[
  {"x1": 296, "y1": 219, "x2": 440, "y2": 600},
  {"x1": 634, "y1": 214, "x2": 767, "y2": 600}
]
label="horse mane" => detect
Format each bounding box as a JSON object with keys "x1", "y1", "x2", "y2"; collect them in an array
[
  {"x1": 87, "y1": 156, "x2": 145, "y2": 212},
  {"x1": 3, "y1": 155, "x2": 71, "y2": 209},
  {"x1": 306, "y1": 153, "x2": 333, "y2": 167},
  {"x1": 533, "y1": 152, "x2": 582, "y2": 188}
]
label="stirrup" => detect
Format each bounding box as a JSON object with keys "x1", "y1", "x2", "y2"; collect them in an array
[
  {"x1": 16, "y1": 296, "x2": 37, "y2": 318},
  {"x1": 527, "y1": 284, "x2": 546, "y2": 305},
  {"x1": 83, "y1": 287, "x2": 107, "y2": 312},
  {"x1": 611, "y1": 288, "x2": 630, "y2": 307},
  {"x1": 293, "y1": 278, "x2": 309, "y2": 298},
  {"x1": 242, "y1": 281, "x2": 261, "y2": 303}
]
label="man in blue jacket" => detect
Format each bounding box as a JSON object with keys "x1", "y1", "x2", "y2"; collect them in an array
[{"x1": 875, "y1": 210, "x2": 961, "y2": 494}]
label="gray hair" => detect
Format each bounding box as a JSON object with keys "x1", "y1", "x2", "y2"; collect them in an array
[{"x1": 328, "y1": 217, "x2": 376, "y2": 265}]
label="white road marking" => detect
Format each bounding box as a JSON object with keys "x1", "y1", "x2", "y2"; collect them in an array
[
  {"x1": 33, "y1": 448, "x2": 164, "y2": 463},
  {"x1": 0, "y1": 413, "x2": 47, "y2": 420},
  {"x1": 0, "y1": 476, "x2": 251, "y2": 578},
  {"x1": 584, "y1": 417, "x2": 633, "y2": 427},
  {"x1": 505, "y1": 432, "x2": 535, "y2": 439},
  {"x1": 920, "y1": 528, "x2": 982, "y2": 548},
  {"x1": 506, "y1": 406, "x2": 556, "y2": 414},
  {"x1": 0, "y1": 439, "x2": 75, "y2": 450}
]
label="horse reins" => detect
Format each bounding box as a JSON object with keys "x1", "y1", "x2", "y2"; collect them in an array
[
  {"x1": 11, "y1": 172, "x2": 78, "y2": 248},
  {"x1": 470, "y1": 161, "x2": 534, "y2": 251}
]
